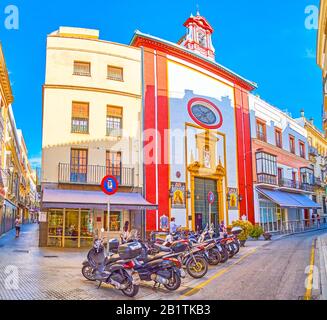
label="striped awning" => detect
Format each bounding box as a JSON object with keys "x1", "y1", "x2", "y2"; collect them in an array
[{"x1": 257, "y1": 188, "x2": 321, "y2": 209}]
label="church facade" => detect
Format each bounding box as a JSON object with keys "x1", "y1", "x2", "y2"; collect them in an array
[{"x1": 131, "y1": 12, "x2": 257, "y2": 232}]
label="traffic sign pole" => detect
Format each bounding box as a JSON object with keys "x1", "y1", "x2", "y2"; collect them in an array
[
  {"x1": 107, "y1": 198, "x2": 111, "y2": 255},
  {"x1": 209, "y1": 203, "x2": 212, "y2": 226},
  {"x1": 100, "y1": 175, "x2": 119, "y2": 255}
]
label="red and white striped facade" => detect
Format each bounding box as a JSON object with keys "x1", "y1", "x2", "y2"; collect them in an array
[{"x1": 131, "y1": 13, "x2": 257, "y2": 231}]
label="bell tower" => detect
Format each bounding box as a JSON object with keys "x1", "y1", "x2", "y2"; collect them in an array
[{"x1": 181, "y1": 11, "x2": 215, "y2": 61}]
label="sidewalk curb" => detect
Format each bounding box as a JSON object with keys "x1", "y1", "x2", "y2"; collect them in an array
[
  {"x1": 272, "y1": 227, "x2": 327, "y2": 242},
  {"x1": 317, "y1": 237, "x2": 327, "y2": 300}
]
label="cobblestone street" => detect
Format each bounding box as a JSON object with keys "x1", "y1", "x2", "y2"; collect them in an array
[{"x1": 1, "y1": 224, "x2": 326, "y2": 300}]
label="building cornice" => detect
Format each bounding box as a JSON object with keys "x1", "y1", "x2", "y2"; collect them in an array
[
  {"x1": 130, "y1": 31, "x2": 257, "y2": 92},
  {"x1": 0, "y1": 43, "x2": 13, "y2": 105},
  {"x1": 43, "y1": 84, "x2": 142, "y2": 99},
  {"x1": 253, "y1": 138, "x2": 311, "y2": 167}
]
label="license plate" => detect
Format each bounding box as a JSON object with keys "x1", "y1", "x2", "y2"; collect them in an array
[{"x1": 132, "y1": 272, "x2": 141, "y2": 285}]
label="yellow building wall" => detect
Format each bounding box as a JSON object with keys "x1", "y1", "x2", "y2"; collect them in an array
[{"x1": 42, "y1": 29, "x2": 143, "y2": 188}]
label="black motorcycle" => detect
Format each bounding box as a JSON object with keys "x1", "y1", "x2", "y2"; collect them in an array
[
  {"x1": 82, "y1": 238, "x2": 141, "y2": 297},
  {"x1": 82, "y1": 238, "x2": 119, "y2": 281}
]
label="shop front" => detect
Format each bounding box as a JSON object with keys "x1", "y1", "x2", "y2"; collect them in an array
[
  {"x1": 257, "y1": 188, "x2": 321, "y2": 233},
  {"x1": 0, "y1": 199, "x2": 18, "y2": 236},
  {"x1": 41, "y1": 188, "x2": 157, "y2": 248}
]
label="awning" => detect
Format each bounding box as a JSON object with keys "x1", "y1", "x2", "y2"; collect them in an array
[
  {"x1": 257, "y1": 188, "x2": 322, "y2": 209},
  {"x1": 42, "y1": 189, "x2": 158, "y2": 211}
]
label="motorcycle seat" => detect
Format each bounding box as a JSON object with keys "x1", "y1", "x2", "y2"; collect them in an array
[
  {"x1": 153, "y1": 243, "x2": 172, "y2": 252},
  {"x1": 144, "y1": 252, "x2": 169, "y2": 262},
  {"x1": 106, "y1": 254, "x2": 121, "y2": 264}
]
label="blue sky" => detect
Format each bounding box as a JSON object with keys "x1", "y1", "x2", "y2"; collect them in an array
[{"x1": 0, "y1": 0, "x2": 322, "y2": 167}]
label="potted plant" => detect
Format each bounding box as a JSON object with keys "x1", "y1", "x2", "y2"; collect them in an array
[
  {"x1": 249, "y1": 225, "x2": 264, "y2": 240},
  {"x1": 232, "y1": 220, "x2": 254, "y2": 247}
]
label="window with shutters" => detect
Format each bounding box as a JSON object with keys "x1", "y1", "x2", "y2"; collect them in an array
[
  {"x1": 107, "y1": 66, "x2": 123, "y2": 81},
  {"x1": 71, "y1": 102, "x2": 89, "y2": 134},
  {"x1": 106, "y1": 151, "x2": 122, "y2": 184},
  {"x1": 106, "y1": 106, "x2": 123, "y2": 137},
  {"x1": 73, "y1": 61, "x2": 91, "y2": 76}
]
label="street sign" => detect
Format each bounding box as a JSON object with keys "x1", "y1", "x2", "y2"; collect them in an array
[
  {"x1": 208, "y1": 191, "x2": 215, "y2": 204},
  {"x1": 100, "y1": 175, "x2": 119, "y2": 254},
  {"x1": 101, "y1": 175, "x2": 119, "y2": 196}
]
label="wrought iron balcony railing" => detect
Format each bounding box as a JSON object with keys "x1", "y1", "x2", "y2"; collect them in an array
[
  {"x1": 257, "y1": 173, "x2": 277, "y2": 185},
  {"x1": 58, "y1": 163, "x2": 135, "y2": 187}
]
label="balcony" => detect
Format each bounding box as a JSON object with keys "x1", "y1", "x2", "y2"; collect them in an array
[
  {"x1": 309, "y1": 146, "x2": 319, "y2": 157},
  {"x1": 58, "y1": 163, "x2": 135, "y2": 187},
  {"x1": 279, "y1": 178, "x2": 300, "y2": 189},
  {"x1": 257, "y1": 174, "x2": 277, "y2": 186},
  {"x1": 278, "y1": 178, "x2": 315, "y2": 192}
]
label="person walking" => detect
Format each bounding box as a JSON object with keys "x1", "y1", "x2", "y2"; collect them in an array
[
  {"x1": 15, "y1": 215, "x2": 22, "y2": 238},
  {"x1": 317, "y1": 214, "x2": 321, "y2": 228}
]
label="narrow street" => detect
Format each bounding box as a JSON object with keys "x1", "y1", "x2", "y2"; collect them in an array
[{"x1": 0, "y1": 224, "x2": 326, "y2": 300}]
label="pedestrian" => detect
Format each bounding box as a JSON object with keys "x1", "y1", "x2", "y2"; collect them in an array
[
  {"x1": 121, "y1": 221, "x2": 130, "y2": 243},
  {"x1": 317, "y1": 214, "x2": 321, "y2": 228},
  {"x1": 169, "y1": 217, "x2": 180, "y2": 234},
  {"x1": 15, "y1": 215, "x2": 22, "y2": 238}
]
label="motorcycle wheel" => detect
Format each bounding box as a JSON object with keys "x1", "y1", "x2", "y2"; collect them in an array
[
  {"x1": 186, "y1": 255, "x2": 208, "y2": 279},
  {"x1": 207, "y1": 249, "x2": 221, "y2": 266},
  {"x1": 82, "y1": 264, "x2": 96, "y2": 281},
  {"x1": 233, "y1": 241, "x2": 240, "y2": 255},
  {"x1": 122, "y1": 283, "x2": 140, "y2": 297},
  {"x1": 219, "y1": 247, "x2": 229, "y2": 263},
  {"x1": 228, "y1": 246, "x2": 236, "y2": 258},
  {"x1": 163, "y1": 271, "x2": 181, "y2": 291}
]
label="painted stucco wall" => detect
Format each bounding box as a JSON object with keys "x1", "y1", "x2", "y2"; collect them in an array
[
  {"x1": 42, "y1": 31, "x2": 143, "y2": 188},
  {"x1": 167, "y1": 58, "x2": 239, "y2": 227}
]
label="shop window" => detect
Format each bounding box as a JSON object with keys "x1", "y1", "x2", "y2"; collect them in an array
[
  {"x1": 104, "y1": 211, "x2": 122, "y2": 232},
  {"x1": 106, "y1": 106, "x2": 123, "y2": 137},
  {"x1": 72, "y1": 102, "x2": 89, "y2": 134},
  {"x1": 48, "y1": 210, "x2": 64, "y2": 247},
  {"x1": 107, "y1": 66, "x2": 123, "y2": 81},
  {"x1": 73, "y1": 61, "x2": 91, "y2": 76}
]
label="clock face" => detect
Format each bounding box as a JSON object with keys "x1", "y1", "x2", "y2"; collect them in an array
[
  {"x1": 188, "y1": 98, "x2": 223, "y2": 129},
  {"x1": 191, "y1": 105, "x2": 217, "y2": 125}
]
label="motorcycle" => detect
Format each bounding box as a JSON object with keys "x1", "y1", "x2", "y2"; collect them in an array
[
  {"x1": 81, "y1": 235, "x2": 141, "y2": 297},
  {"x1": 151, "y1": 237, "x2": 209, "y2": 279},
  {"x1": 124, "y1": 230, "x2": 185, "y2": 291},
  {"x1": 82, "y1": 237, "x2": 120, "y2": 281}
]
